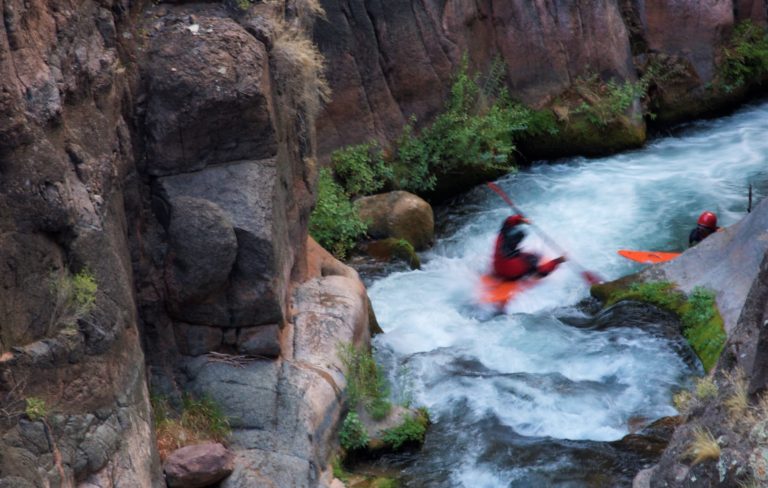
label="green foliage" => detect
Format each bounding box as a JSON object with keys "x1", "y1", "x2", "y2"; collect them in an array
[
  {"x1": 719, "y1": 20, "x2": 768, "y2": 91},
  {"x1": 339, "y1": 411, "x2": 369, "y2": 450},
  {"x1": 49, "y1": 269, "x2": 98, "y2": 333},
  {"x1": 694, "y1": 377, "x2": 718, "y2": 401},
  {"x1": 682, "y1": 287, "x2": 717, "y2": 331},
  {"x1": 391, "y1": 118, "x2": 436, "y2": 193},
  {"x1": 338, "y1": 343, "x2": 392, "y2": 420},
  {"x1": 331, "y1": 456, "x2": 350, "y2": 484},
  {"x1": 180, "y1": 394, "x2": 231, "y2": 441},
  {"x1": 331, "y1": 142, "x2": 393, "y2": 197},
  {"x1": 25, "y1": 397, "x2": 47, "y2": 421},
  {"x1": 606, "y1": 281, "x2": 684, "y2": 309},
  {"x1": 381, "y1": 409, "x2": 429, "y2": 450},
  {"x1": 572, "y1": 74, "x2": 650, "y2": 127},
  {"x1": 309, "y1": 169, "x2": 368, "y2": 258}
]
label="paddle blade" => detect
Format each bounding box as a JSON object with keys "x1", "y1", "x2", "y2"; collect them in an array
[{"x1": 581, "y1": 271, "x2": 603, "y2": 285}]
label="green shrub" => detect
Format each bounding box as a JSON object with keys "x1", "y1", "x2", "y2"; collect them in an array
[
  {"x1": 331, "y1": 142, "x2": 394, "y2": 197},
  {"x1": 338, "y1": 343, "x2": 392, "y2": 420},
  {"x1": 572, "y1": 74, "x2": 650, "y2": 127},
  {"x1": 25, "y1": 397, "x2": 47, "y2": 421},
  {"x1": 391, "y1": 118, "x2": 436, "y2": 193},
  {"x1": 381, "y1": 408, "x2": 429, "y2": 450},
  {"x1": 309, "y1": 169, "x2": 368, "y2": 258},
  {"x1": 49, "y1": 269, "x2": 98, "y2": 333},
  {"x1": 719, "y1": 20, "x2": 768, "y2": 91},
  {"x1": 339, "y1": 411, "x2": 369, "y2": 450}
]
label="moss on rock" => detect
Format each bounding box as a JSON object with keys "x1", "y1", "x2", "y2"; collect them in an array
[{"x1": 592, "y1": 280, "x2": 726, "y2": 372}]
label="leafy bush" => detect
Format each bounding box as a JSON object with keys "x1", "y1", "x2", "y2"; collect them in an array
[
  {"x1": 572, "y1": 74, "x2": 650, "y2": 127},
  {"x1": 25, "y1": 397, "x2": 47, "y2": 421},
  {"x1": 719, "y1": 20, "x2": 768, "y2": 91},
  {"x1": 152, "y1": 394, "x2": 231, "y2": 461},
  {"x1": 338, "y1": 343, "x2": 391, "y2": 420},
  {"x1": 331, "y1": 142, "x2": 393, "y2": 197},
  {"x1": 309, "y1": 169, "x2": 368, "y2": 258},
  {"x1": 339, "y1": 411, "x2": 369, "y2": 450},
  {"x1": 381, "y1": 409, "x2": 429, "y2": 450}
]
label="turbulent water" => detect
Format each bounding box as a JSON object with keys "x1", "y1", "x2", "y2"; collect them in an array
[{"x1": 366, "y1": 102, "x2": 768, "y2": 487}]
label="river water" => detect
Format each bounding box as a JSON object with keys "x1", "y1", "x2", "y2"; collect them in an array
[{"x1": 365, "y1": 102, "x2": 768, "y2": 487}]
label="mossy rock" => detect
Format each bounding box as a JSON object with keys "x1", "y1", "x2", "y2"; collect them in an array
[
  {"x1": 592, "y1": 278, "x2": 725, "y2": 372},
  {"x1": 519, "y1": 111, "x2": 646, "y2": 160},
  {"x1": 363, "y1": 238, "x2": 420, "y2": 270}
]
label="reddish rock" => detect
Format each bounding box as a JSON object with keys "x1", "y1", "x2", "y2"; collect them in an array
[{"x1": 164, "y1": 443, "x2": 234, "y2": 488}]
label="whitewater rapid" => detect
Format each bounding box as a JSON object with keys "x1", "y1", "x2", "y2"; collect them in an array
[{"x1": 367, "y1": 102, "x2": 768, "y2": 487}]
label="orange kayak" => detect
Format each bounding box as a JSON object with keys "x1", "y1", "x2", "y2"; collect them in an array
[
  {"x1": 618, "y1": 249, "x2": 681, "y2": 264},
  {"x1": 479, "y1": 274, "x2": 539, "y2": 308}
]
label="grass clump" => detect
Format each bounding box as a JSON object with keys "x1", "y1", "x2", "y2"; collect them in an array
[
  {"x1": 694, "y1": 376, "x2": 718, "y2": 401},
  {"x1": 604, "y1": 281, "x2": 684, "y2": 308},
  {"x1": 152, "y1": 394, "x2": 231, "y2": 460},
  {"x1": 684, "y1": 426, "x2": 720, "y2": 465},
  {"x1": 719, "y1": 20, "x2": 768, "y2": 92},
  {"x1": 338, "y1": 343, "x2": 391, "y2": 420},
  {"x1": 339, "y1": 412, "x2": 369, "y2": 451},
  {"x1": 49, "y1": 269, "x2": 98, "y2": 333},
  {"x1": 25, "y1": 397, "x2": 47, "y2": 421},
  {"x1": 381, "y1": 408, "x2": 430, "y2": 450},
  {"x1": 309, "y1": 169, "x2": 368, "y2": 258},
  {"x1": 723, "y1": 369, "x2": 749, "y2": 422},
  {"x1": 673, "y1": 389, "x2": 693, "y2": 414}
]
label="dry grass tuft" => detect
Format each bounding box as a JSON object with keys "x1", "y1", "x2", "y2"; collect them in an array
[
  {"x1": 724, "y1": 368, "x2": 750, "y2": 423},
  {"x1": 271, "y1": 20, "x2": 331, "y2": 120},
  {"x1": 152, "y1": 395, "x2": 231, "y2": 461},
  {"x1": 673, "y1": 390, "x2": 693, "y2": 415},
  {"x1": 685, "y1": 426, "x2": 721, "y2": 465},
  {"x1": 694, "y1": 376, "x2": 718, "y2": 401}
]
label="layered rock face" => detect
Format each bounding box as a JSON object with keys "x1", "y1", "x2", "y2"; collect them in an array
[
  {"x1": 0, "y1": 0, "x2": 161, "y2": 486},
  {"x1": 315, "y1": 0, "x2": 768, "y2": 158}
]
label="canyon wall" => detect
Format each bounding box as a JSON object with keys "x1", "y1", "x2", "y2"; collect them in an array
[{"x1": 315, "y1": 0, "x2": 768, "y2": 158}]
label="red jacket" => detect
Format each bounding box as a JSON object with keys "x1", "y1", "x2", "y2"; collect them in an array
[{"x1": 492, "y1": 234, "x2": 562, "y2": 280}]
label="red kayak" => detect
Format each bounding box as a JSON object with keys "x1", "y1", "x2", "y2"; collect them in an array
[
  {"x1": 479, "y1": 274, "x2": 539, "y2": 308},
  {"x1": 618, "y1": 249, "x2": 681, "y2": 264}
]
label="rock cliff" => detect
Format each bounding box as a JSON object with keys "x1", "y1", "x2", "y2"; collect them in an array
[{"x1": 314, "y1": 0, "x2": 768, "y2": 158}]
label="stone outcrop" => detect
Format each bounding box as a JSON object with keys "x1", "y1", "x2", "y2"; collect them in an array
[{"x1": 315, "y1": 0, "x2": 768, "y2": 159}]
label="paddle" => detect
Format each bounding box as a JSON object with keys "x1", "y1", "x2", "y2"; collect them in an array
[{"x1": 486, "y1": 182, "x2": 603, "y2": 285}]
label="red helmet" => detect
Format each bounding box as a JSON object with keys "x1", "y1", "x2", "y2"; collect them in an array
[
  {"x1": 504, "y1": 214, "x2": 526, "y2": 228},
  {"x1": 697, "y1": 211, "x2": 718, "y2": 230}
]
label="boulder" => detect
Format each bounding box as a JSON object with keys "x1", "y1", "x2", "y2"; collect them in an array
[
  {"x1": 237, "y1": 324, "x2": 281, "y2": 358},
  {"x1": 165, "y1": 197, "x2": 238, "y2": 305},
  {"x1": 362, "y1": 238, "x2": 421, "y2": 270},
  {"x1": 163, "y1": 443, "x2": 234, "y2": 488},
  {"x1": 157, "y1": 159, "x2": 289, "y2": 328},
  {"x1": 143, "y1": 8, "x2": 276, "y2": 175},
  {"x1": 355, "y1": 191, "x2": 434, "y2": 251}
]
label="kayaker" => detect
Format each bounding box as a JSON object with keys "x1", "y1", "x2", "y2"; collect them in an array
[
  {"x1": 493, "y1": 214, "x2": 566, "y2": 280},
  {"x1": 689, "y1": 211, "x2": 719, "y2": 247}
]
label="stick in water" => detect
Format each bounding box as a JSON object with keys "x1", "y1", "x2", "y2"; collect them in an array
[{"x1": 486, "y1": 182, "x2": 603, "y2": 285}]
